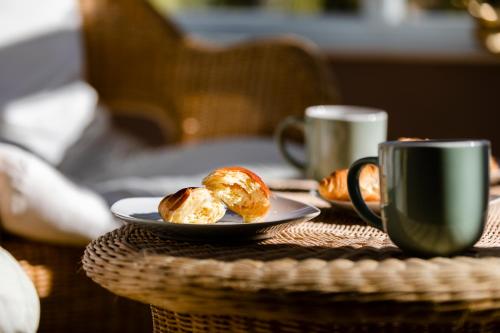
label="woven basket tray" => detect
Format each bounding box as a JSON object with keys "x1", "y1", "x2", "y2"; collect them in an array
[{"x1": 83, "y1": 194, "x2": 500, "y2": 331}]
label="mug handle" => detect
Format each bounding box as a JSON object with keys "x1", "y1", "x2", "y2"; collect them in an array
[
  {"x1": 275, "y1": 116, "x2": 307, "y2": 171},
  {"x1": 347, "y1": 157, "x2": 383, "y2": 231}
]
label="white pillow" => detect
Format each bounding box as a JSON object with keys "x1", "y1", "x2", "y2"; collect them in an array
[
  {"x1": 0, "y1": 247, "x2": 40, "y2": 333},
  {"x1": 0, "y1": 82, "x2": 98, "y2": 165},
  {"x1": 0, "y1": 0, "x2": 96, "y2": 165},
  {"x1": 0, "y1": 0, "x2": 80, "y2": 49},
  {"x1": 0, "y1": 144, "x2": 120, "y2": 246}
]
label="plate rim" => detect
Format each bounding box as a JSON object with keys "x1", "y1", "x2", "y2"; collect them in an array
[
  {"x1": 111, "y1": 194, "x2": 321, "y2": 227},
  {"x1": 314, "y1": 190, "x2": 500, "y2": 211},
  {"x1": 312, "y1": 189, "x2": 380, "y2": 211}
]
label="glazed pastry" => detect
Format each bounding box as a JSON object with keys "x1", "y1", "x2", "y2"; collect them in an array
[
  {"x1": 319, "y1": 165, "x2": 380, "y2": 202},
  {"x1": 158, "y1": 187, "x2": 226, "y2": 224},
  {"x1": 203, "y1": 167, "x2": 271, "y2": 222}
]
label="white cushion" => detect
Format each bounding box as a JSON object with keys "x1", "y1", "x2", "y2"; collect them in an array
[
  {"x1": 80, "y1": 137, "x2": 302, "y2": 203},
  {"x1": 0, "y1": 0, "x2": 95, "y2": 165},
  {"x1": 0, "y1": 144, "x2": 119, "y2": 246},
  {"x1": 0, "y1": 82, "x2": 98, "y2": 165},
  {"x1": 0, "y1": 247, "x2": 39, "y2": 333},
  {"x1": 0, "y1": 0, "x2": 80, "y2": 48},
  {"x1": 0, "y1": 0, "x2": 82, "y2": 99}
]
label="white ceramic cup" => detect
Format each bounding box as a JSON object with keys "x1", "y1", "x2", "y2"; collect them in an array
[{"x1": 275, "y1": 105, "x2": 388, "y2": 180}]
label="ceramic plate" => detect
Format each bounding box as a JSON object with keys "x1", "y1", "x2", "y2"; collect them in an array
[
  {"x1": 317, "y1": 191, "x2": 500, "y2": 214},
  {"x1": 313, "y1": 190, "x2": 380, "y2": 213},
  {"x1": 111, "y1": 195, "x2": 320, "y2": 242},
  {"x1": 327, "y1": 198, "x2": 381, "y2": 213}
]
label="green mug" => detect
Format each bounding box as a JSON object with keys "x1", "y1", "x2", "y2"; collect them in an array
[{"x1": 347, "y1": 140, "x2": 490, "y2": 257}]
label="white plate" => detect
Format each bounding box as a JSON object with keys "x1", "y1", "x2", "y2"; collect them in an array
[
  {"x1": 327, "y1": 198, "x2": 381, "y2": 213},
  {"x1": 317, "y1": 191, "x2": 500, "y2": 214},
  {"x1": 313, "y1": 190, "x2": 381, "y2": 213},
  {"x1": 111, "y1": 194, "x2": 320, "y2": 242}
]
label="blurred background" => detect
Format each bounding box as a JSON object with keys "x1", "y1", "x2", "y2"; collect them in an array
[
  {"x1": 2, "y1": 0, "x2": 500, "y2": 152},
  {"x1": 2, "y1": 1, "x2": 500, "y2": 332},
  {"x1": 147, "y1": 0, "x2": 500, "y2": 152}
]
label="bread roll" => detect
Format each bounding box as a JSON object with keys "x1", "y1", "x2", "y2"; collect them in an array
[
  {"x1": 319, "y1": 165, "x2": 380, "y2": 202},
  {"x1": 203, "y1": 167, "x2": 270, "y2": 222},
  {"x1": 158, "y1": 187, "x2": 226, "y2": 224}
]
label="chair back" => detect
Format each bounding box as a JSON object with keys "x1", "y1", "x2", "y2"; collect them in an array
[{"x1": 79, "y1": 0, "x2": 338, "y2": 143}]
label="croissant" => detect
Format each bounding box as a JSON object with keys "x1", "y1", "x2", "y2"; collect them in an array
[
  {"x1": 158, "y1": 187, "x2": 226, "y2": 224},
  {"x1": 319, "y1": 165, "x2": 380, "y2": 202},
  {"x1": 491, "y1": 156, "x2": 499, "y2": 172},
  {"x1": 203, "y1": 166, "x2": 271, "y2": 222},
  {"x1": 397, "y1": 137, "x2": 428, "y2": 142}
]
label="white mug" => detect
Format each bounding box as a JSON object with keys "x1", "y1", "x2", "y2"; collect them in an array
[{"x1": 275, "y1": 105, "x2": 388, "y2": 180}]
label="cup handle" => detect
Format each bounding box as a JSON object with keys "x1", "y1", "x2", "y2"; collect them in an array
[
  {"x1": 275, "y1": 116, "x2": 307, "y2": 171},
  {"x1": 347, "y1": 157, "x2": 384, "y2": 231}
]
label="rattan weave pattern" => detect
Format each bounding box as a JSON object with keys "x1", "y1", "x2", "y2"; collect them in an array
[
  {"x1": 83, "y1": 197, "x2": 500, "y2": 327},
  {"x1": 150, "y1": 306, "x2": 500, "y2": 333},
  {"x1": 1, "y1": 234, "x2": 152, "y2": 333}
]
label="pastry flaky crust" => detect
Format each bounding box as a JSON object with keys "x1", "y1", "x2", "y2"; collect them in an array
[
  {"x1": 319, "y1": 165, "x2": 380, "y2": 202},
  {"x1": 203, "y1": 167, "x2": 271, "y2": 222},
  {"x1": 158, "y1": 187, "x2": 226, "y2": 224}
]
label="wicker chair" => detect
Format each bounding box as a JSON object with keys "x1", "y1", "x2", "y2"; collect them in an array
[
  {"x1": 1, "y1": 0, "x2": 338, "y2": 332},
  {"x1": 79, "y1": 0, "x2": 338, "y2": 142},
  {"x1": 1, "y1": 234, "x2": 152, "y2": 333}
]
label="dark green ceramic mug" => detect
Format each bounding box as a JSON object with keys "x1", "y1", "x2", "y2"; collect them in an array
[{"x1": 347, "y1": 140, "x2": 490, "y2": 257}]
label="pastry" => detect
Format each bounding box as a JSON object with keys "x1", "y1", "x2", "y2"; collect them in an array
[
  {"x1": 491, "y1": 156, "x2": 499, "y2": 172},
  {"x1": 158, "y1": 187, "x2": 226, "y2": 224},
  {"x1": 203, "y1": 167, "x2": 270, "y2": 222},
  {"x1": 397, "y1": 137, "x2": 428, "y2": 142},
  {"x1": 319, "y1": 164, "x2": 380, "y2": 202}
]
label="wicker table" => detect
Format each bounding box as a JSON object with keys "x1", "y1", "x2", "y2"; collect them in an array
[{"x1": 83, "y1": 188, "x2": 500, "y2": 333}]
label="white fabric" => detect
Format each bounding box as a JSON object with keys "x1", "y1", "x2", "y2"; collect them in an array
[
  {"x1": 0, "y1": 0, "x2": 114, "y2": 245},
  {"x1": 0, "y1": 136, "x2": 299, "y2": 244},
  {"x1": 0, "y1": 0, "x2": 80, "y2": 48},
  {"x1": 59, "y1": 108, "x2": 151, "y2": 184},
  {"x1": 0, "y1": 0, "x2": 301, "y2": 245},
  {"x1": 0, "y1": 0, "x2": 94, "y2": 165},
  {"x1": 0, "y1": 247, "x2": 39, "y2": 333},
  {"x1": 0, "y1": 82, "x2": 98, "y2": 164},
  {"x1": 58, "y1": 111, "x2": 302, "y2": 204},
  {"x1": 0, "y1": 0, "x2": 82, "y2": 100},
  {"x1": 0, "y1": 144, "x2": 119, "y2": 246},
  {"x1": 64, "y1": 137, "x2": 303, "y2": 204}
]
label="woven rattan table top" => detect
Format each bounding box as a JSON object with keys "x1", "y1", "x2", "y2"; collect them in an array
[{"x1": 83, "y1": 188, "x2": 500, "y2": 323}]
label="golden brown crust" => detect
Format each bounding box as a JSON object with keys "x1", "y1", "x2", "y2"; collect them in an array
[
  {"x1": 319, "y1": 165, "x2": 380, "y2": 202},
  {"x1": 158, "y1": 187, "x2": 226, "y2": 224},
  {"x1": 215, "y1": 166, "x2": 271, "y2": 197},
  {"x1": 158, "y1": 187, "x2": 195, "y2": 218},
  {"x1": 203, "y1": 166, "x2": 270, "y2": 222}
]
